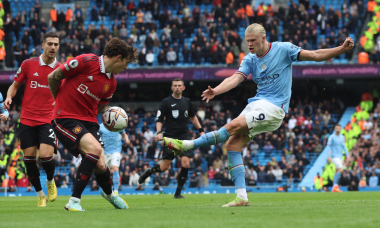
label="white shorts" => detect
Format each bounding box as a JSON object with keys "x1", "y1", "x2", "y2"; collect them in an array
[
  {"x1": 105, "y1": 152, "x2": 122, "y2": 168},
  {"x1": 331, "y1": 157, "x2": 343, "y2": 169},
  {"x1": 239, "y1": 100, "x2": 285, "y2": 138}
]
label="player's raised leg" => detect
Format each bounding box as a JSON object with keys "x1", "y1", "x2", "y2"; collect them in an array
[
  {"x1": 23, "y1": 146, "x2": 48, "y2": 207},
  {"x1": 39, "y1": 143, "x2": 57, "y2": 202},
  {"x1": 222, "y1": 134, "x2": 251, "y2": 207},
  {"x1": 165, "y1": 115, "x2": 248, "y2": 154}
]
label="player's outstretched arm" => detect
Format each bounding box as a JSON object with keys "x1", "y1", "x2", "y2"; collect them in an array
[
  {"x1": 48, "y1": 68, "x2": 66, "y2": 100},
  {"x1": 5, "y1": 81, "x2": 22, "y2": 110},
  {"x1": 298, "y1": 37, "x2": 354, "y2": 62},
  {"x1": 202, "y1": 73, "x2": 245, "y2": 103}
]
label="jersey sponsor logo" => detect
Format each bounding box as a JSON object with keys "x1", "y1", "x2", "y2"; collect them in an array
[
  {"x1": 253, "y1": 74, "x2": 280, "y2": 86},
  {"x1": 77, "y1": 83, "x2": 88, "y2": 94},
  {"x1": 184, "y1": 110, "x2": 188, "y2": 117},
  {"x1": 69, "y1": 59, "x2": 79, "y2": 68},
  {"x1": 31, "y1": 81, "x2": 37, "y2": 88},
  {"x1": 172, "y1": 110, "x2": 179, "y2": 118},
  {"x1": 261, "y1": 64, "x2": 267, "y2": 70},
  {"x1": 103, "y1": 82, "x2": 110, "y2": 93},
  {"x1": 30, "y1": 81, "x2": 49, "y2": 89},
  {"x1": 171, "y1": 104, "x2": 176, "y2": 107},
  {"x1": 87, "y1": 76, "x2": 93, "y2": 81},
  {"x1": 77, "y1": 83, "x2": 101, "y2": 101},
  {"x1": 33, "y1": 72, "x2": 39, "y2": 76},
  {"x1": 72, "y1": 125, "x2": 82, "y2": 134}
]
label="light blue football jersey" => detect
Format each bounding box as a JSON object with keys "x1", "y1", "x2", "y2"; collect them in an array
[
  {"x1": 0, "y1": 92, "x2": 9, "y2": 118},
  {"x1": 328, "y1": 133, "x2": 349, "y2": 159},
  {"x1": 237, "y1": 42, "x2": 302, "y2": 113},
  {"x1": 99, "y1": 123, "x2": 125, "y2": 155}
]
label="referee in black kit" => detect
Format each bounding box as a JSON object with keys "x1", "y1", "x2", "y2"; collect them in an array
[{"x1": 138, "y1": 78, "x2": 205, "y2": 198}]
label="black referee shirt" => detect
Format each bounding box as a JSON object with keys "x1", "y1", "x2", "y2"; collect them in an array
[{"x1": 156, "y1": 95, "x2": 195, "y2": 136}]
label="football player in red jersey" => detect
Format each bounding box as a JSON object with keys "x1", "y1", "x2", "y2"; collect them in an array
[
  {"x1": 48, "y1": 38, "x2": 138, "y2": 211},
  {"x1": 4, "y1": 32, "x2": 60, "y2": 207}
]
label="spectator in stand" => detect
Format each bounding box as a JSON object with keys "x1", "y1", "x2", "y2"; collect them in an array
[
  {"x1": 16, "y1": 173, "x2": 29, "y2": 187},
  {"x1": 369, "y1": 171, "x2": 378, "y2": 187},
  {"x1": 166, "y1": 47, "x2": 177, "y2": 65}
]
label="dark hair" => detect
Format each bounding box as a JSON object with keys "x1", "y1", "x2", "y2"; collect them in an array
[
  {"x1": 43, "y1": 32, "x2": 59, "y2": 42},
  {"x1": 335, "y1": 124, "x2": 341, "y2": 127},
  {"x1": 103, "y1": 37, "x2": 138, "y2": 62},
  {"x1": 172, "y1": 78, "x2": 184, "y2": 85}
]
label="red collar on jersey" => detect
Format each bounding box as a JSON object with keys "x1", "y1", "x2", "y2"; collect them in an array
[
  {"x1": 38, "y1": 55, "x2": 57, "y2": 68},
  {"x1": 99, "y1": 55, "x2": 112, "y2": 79},
  {"x1": 257, "y1": 43, "x2": 272, "y2": 59}
]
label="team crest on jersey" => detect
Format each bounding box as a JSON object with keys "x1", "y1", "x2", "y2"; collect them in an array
[
  {"x1": 104, "y1": 82, "x2": 110, "y2": 93},
  {"x1": 172, "y1": 110, "x2": 179, "y2": 118},
  {"x1": 72, "y1": 125, "x2": 82, "y2": 134},
  {"x1": 261, "y1": 63, "x2": 267, "y2": 70},
  {"x1": 184, "y1": 110, "x2": 188, "y2": 117}
]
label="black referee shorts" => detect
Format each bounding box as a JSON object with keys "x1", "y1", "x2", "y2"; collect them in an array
[
  {"x1": 52, "y1": 118, "x2": 103, "y2": 157},
  {"x1": 18, "y1": 123, "x2": 58, "y2": 153},
  {"x1": 162, "y1": 133, "x2": 193, "y2": 160}
]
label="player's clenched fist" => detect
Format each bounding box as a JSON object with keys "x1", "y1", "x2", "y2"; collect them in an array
[{"x1": 342, "y1": 37, "x2": 354, "y2": 51}]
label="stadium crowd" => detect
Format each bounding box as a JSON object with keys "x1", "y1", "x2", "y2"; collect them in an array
[
  {"x1": 316, "y1": 93, "x2": 380, "y2": 191},
  {"x1": 2, "y1": 0, "x2": 364, "y2": 68},
  {"x1": 0, "y1": 95, "x2": 345, "y2": 191}
]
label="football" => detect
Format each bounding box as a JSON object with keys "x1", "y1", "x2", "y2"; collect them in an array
[{"x1": 102, "y1": 106, "x2": 128, "y2": 132}]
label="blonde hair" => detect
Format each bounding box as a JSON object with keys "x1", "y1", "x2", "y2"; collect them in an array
[{"x1": 245, "y1": 23, "x2": 266, "y2": 36}]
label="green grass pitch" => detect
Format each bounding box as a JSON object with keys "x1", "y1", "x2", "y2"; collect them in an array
[{"x1": 0, "y1": 192, "x2": 379, "y2": 228}]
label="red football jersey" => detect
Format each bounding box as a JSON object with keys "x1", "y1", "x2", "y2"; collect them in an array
[
  {"x1": 53, "y1": 54, "x2": 117, "y2": 123},
  {"x1": 14, "y1": 55, "x2": 60, "y2": 126}
]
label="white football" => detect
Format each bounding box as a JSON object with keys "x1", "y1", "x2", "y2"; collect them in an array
[{"x1": 102, "y1": 106, "x2": 128, "y2": 132}]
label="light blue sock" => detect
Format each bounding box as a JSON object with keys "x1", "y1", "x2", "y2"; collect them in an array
[
  {"x1": 227, "y1": 151, "x2": 246, "y2": 189},
  {"x1": 193, "y1": 127, "x2": 230, "y2": 148},
  {"x1": 333, "y1": 172, "x2": 341, "y2": 186},
  {"x1": 113, "y1": 171, "x2": 120, "y2": 192}
]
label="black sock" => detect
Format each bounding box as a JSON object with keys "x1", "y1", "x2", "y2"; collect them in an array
[
  {"x1": 72, "y1": 153, "x2": 99, "y2": 199},
  {"x1": 151, "y1": 164, "x2": 161, "y2": 173},
  {"x1": 94, "y1": 166, "x2": 112, "y2": 195},
  {"x1": 41, "y1": 156, "x2": 55, "y2": 181},
  {"x1": 24, "y1": 156, "x2": 42, "y2": 192},
  {"x1": 175, "y1": 167, "x2": 189, "y2": 195}
]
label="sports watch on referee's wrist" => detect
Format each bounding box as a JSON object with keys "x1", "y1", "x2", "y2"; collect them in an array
[{"x1": 198, "y1": 128, "x2": 204, "y2": 133}]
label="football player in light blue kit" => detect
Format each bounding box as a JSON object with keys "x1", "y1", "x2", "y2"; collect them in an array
[
  {"x1": 0, "y1": 92, "x2": 9, "y2": 121},
  {"x1": 99, "y1": 123, "x2": 130, "y2": 194},
  {"x1": 164, "y1": 23, "x2": 354, "y2": 207},
  {"x1": 328, "y1": 124, "x2": 350, "y2": 192}
]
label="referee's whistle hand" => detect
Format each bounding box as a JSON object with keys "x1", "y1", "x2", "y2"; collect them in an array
[{"x1": 156, "y1": 133, "x2": 163, "y2": 141}]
